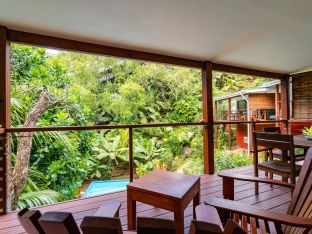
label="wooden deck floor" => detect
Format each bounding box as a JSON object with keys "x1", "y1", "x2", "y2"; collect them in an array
[{"x1": 0, "y1": 166, "x2": 292, "y2": 234}]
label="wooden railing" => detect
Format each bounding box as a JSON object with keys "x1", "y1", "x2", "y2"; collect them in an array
[
  {"x1": 6, "y1": 122, "x2": 206, "y2": 182},
  {"x1": 216, "y1": 110, "x2": 248, "y2": 121},
  {"x1": 4, "y1": 119, "x2": 288, "y2": 182}
]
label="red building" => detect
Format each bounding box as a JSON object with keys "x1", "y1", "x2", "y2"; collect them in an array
[{"x1": 214, "y1": 73, "x2": 312, "y2": 152}]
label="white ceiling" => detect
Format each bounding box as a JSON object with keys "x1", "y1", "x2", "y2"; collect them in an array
[{"x1": 0, "y1": 0, "x2": 312, "y2": 74}]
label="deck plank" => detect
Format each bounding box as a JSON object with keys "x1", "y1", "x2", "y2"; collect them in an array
[{"x1": 0, "y1": 166, "x2": 291, "y2": 234}]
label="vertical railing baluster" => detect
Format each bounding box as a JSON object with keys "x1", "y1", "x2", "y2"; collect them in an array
[{"x1": 129, "y1": 127, "x2": 134, "y2": 182}]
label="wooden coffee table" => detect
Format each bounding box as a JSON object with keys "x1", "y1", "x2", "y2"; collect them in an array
[{"x1": 127, "y1": 170, "x2": 200, "y2": 234}]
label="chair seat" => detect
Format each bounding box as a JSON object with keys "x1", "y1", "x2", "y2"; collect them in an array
[{"x1": 258, "y1": 160, "x2": 301, "y2": 176}]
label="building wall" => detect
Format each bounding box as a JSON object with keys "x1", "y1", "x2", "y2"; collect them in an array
[
  {"x1": 236, "y1": 93, "x2": 276, "y2": 150},
  {"x1": 290, "y1": 120, "x2": 312, "y2": 135},
  {"x1": 249, "y1": 93, "x2": 275, "y2": 110},
  {"x1": 236, "y1": 123, "x2": 278, "y2": 150},
  {"x1": 236, "y1": 124, "x2": 248, "y2": 149}
]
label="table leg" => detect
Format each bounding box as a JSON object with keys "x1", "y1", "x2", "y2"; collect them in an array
[
  {"x1": 193, "y1": 190, "x2": 200, "y2": 219},
  {"x1": 174, "y1": 205, "x2": 184, "y2": 234},
  {"x1": 127, "y1": 189, "x2": 136, "y2": 230}
]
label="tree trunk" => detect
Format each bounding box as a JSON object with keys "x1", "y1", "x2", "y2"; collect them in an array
[{"x1": 11, "y1": 92, "x2": 52, "y2": 210}]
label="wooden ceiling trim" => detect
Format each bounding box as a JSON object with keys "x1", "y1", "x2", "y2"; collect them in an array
[{"x1": 7, "y1": 29, "x2": 203, "y2": 68}]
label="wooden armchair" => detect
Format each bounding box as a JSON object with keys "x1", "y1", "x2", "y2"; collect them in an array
[
  {"x1": 253, "y1": 131, "x2": 301, "y2": 190},
  {"x1": 203, "y1": 147, "x2": 312, "y2": 234}
]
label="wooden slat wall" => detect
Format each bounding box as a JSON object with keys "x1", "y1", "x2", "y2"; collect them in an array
[
  {"x1": 249, "y1": 94, "x2": 275, "y2": 110},
  {"x1": 292, "y1": 72, "x2": 312, "y2": 120}
]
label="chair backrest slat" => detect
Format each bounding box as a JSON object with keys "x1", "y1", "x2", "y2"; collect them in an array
[
  {"x1": 256, "y1": 139, "x2": 291, "y2": 150},
  {"x1": 263, "y1": 127, "x2": 281, "y2": 133},
  {"x1": 254, "y1": 131, "x2": 291, "y2": 143},
  {"x1": 264, "y1": 127, "x2": 281, "y2": 133},
  {"x1": 253, "y1": 131, "x2": 295, "y2": 158},
  {"x1": 253, "y1": 131, "x2": 294, "y2": 153}
]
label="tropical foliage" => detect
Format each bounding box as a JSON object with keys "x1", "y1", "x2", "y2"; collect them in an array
[
  {"x1": 302, "y1": 126, "x2": 312, "y2": 136},
  {"x1": 10, "y1": 44, "x2": 260, "y2": 209}
]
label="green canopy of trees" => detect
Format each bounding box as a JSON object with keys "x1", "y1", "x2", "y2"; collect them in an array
[{"x1": 10, "y1": 44, "x2": 261, "y2": 209}]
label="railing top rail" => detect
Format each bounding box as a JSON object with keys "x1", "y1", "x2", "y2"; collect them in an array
[
  {"x1": 3, "y1": 120, "x2": 288, "y2": 133},
  {"x1": 5, "y1": 122, "x2": 206, "y2": 133}
]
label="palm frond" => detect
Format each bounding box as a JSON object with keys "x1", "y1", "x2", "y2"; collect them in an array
[
  {"x1": 18, "y1": 190, "x2": 65, "y2": 209},
  {"x1": 33, "y1": 131, "x2": 77, "y2": 152}
]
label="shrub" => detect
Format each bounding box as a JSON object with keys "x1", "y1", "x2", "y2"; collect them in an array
[
  {"x1": 215, "y1": 149, "x2": 252, "y2": 171},
  {"x1": 184, "y1": 149, "x2": 252, "y2": 175}
]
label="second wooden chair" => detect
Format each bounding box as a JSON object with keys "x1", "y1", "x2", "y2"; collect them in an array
[{"x1": 253, "y1": 131, "x2": 301, "y2": 192}]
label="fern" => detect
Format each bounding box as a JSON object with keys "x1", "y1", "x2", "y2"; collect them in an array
[{"x1": 18, "y1": 190, "x2": 65, "y2": 209}]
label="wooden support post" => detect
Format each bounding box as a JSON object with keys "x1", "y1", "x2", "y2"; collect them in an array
[
  {"x1": 227, "y1": 98, "x2": 232, "y2": 149},
  {"x1": 275, "y1": 84, "x2": 280, "y2": 129},
  {"x1": 275, "y1": 84, "x2": 280, "y2": 119},
  {"x1": 281, "y1": 77, "x2": 290, "y2": 133},
  {"x1": 0, "y1": 26, "x2": 10, "y2": 214},
  {"x1": 214, "y1": 101, "x2": 218, "y2": 147},
  {"x1": 202, "y1": 62, "x2": 214, "y2": 174},
  {"x1": 129, "y1": 127, "x2": 134, "y2": 182}
]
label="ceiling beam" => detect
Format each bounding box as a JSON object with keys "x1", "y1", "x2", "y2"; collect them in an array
[
  {"x1": 212, "y1": 63, "x2": 286, "y2": 79},
  {"x1": 7, "y1": 29, "x2": 203, "y2": 68}
]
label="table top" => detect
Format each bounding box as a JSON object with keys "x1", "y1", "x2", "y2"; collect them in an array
[
  {"x1": 128, "y1": 170, "x2": 200, "y2": 200},
  {"x1": 294, "y1": 135, "x2": 312, "y2": 149}
]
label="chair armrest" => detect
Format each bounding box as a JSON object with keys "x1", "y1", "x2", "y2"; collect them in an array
[
  {"x1": 93, "y1": 200, "x2": 121, "y2": 218},
  {"x1": 205, "y1": 198, "x2": 312, "y2": 229},
  {"x1": 218, "y1": 172, "x2": 295, "y2": 188}
]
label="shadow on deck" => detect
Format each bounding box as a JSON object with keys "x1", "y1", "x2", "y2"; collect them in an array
[{"x1": 0, "y1": 166, "x2": 291, "y2": 234}]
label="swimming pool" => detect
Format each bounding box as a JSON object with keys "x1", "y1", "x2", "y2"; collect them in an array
[{"x1": 83, "y1": 179, "x2": 130, "y2": 198}]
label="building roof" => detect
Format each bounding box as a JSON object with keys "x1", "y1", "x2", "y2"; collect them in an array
[
  {"x1": 214, "y1": 80, "x2": 280, "y2": 102},
  {"x1": 1, "y1": 1, "x2": 312, "y2": 74}
]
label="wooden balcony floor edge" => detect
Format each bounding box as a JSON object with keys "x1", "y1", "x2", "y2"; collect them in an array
[{"x1": 0, "y1": 166, "x2": 292, "y2": 234}]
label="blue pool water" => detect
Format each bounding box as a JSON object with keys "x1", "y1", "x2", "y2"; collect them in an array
[{"x1": 83, "y1": 179, "x2": 130, "y2": 198}]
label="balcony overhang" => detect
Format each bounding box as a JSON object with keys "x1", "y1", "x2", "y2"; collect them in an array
[{"x1": 0, "y1": 0, "x2": 312, "y2": 74}]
